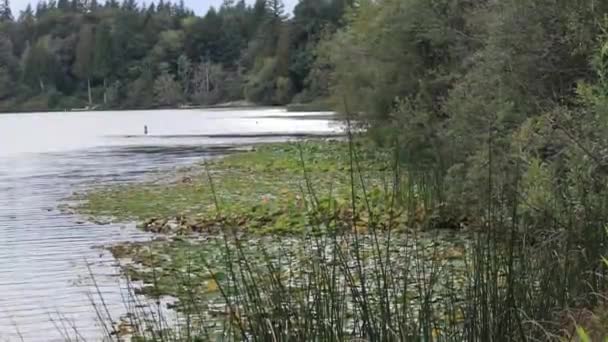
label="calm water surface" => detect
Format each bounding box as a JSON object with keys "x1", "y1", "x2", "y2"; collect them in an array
[{"x1": 0, "y1": 108, "x2": 338, "y2": 341}]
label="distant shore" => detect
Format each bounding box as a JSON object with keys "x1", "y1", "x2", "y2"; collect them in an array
[
  {"x1": 0, "y1": 100, "x2": 264, "y2": 114},
  {"x1": 0, "y1": 99, "x2": 333, "y2": 115}
]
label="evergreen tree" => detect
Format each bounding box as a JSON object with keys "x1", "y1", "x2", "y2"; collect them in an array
[
  {"x1": 35, "y1": 2, "x2": 49, "y2": 18},
  {"x1": 0, "y1": 0, "x2": 13, "y2": 22},
  {"x1": 105, "y1": 0, "x2": 118, "y2": 9},
  {"x1": 88, "y1": 0, "x2": 98, "y2": 11},
  {"x1": 57, "y1": 0, "x2": 70, "y2": 11},
  {"x1": 70, "y1": 0, "x2": 82, "y2": 12},
  {"x1": 18, "y1": 4, "x2": 33, "y2": 22},
  {"x1": 121, "y1": 0, "x2": 138, "y2": 12},
  {"x1": 146, "y1": 2, "x2": 155, "y2": 13}
]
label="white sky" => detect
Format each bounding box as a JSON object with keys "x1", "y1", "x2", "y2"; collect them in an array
[{"x1": 11, "y1": 0, "x2": 298, "y2": 16}]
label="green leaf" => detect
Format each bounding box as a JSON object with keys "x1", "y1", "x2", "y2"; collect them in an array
[{"x1": 576, "y1": 326, "x2": 591, "y2": 342}]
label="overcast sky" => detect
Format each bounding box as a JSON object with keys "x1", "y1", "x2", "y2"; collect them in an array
[{"x1": 11, "y1": 0, "x2": 298, "y2": 16}]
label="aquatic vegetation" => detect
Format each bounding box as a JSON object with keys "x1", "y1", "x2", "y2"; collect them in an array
[
  {"x1": 79, "y1": 138, "x2": 481, "y2": 340},
  {"x1": 77, "y1": 139, "x2": 406, "y2": 235},
  {"x1": 107, "y1": 230, "x2": 473, "y2": 339}
]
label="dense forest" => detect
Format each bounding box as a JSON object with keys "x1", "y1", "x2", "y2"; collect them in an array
[
  {"x1": 323, "y1": 0, "x2": 608, "y2": 222},
  {"x1": 0, "y1": 0, "x2": 346, "y2": 111}
]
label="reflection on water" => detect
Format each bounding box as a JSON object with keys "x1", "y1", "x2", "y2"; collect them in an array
[{"x1": 0, "y1": 108, "x2": 339, "y2": 341}]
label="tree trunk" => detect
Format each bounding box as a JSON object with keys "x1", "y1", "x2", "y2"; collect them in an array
[
  {"x1": 103, "y1": 78, "x2": 107, "y2": 105},
  {"x1": 205, "y1": 62, "x2": 210, "y2": 94},
  {"x1": 87, "y1": 77, "x2": 92, "y2": 107},
  {"x1": 39, "y1": 78, "x2": 45, "y2": 92}
]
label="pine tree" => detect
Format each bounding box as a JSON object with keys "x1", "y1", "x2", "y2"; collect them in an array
[
  {"x1": 146, "y1": 2, "x2": 155, "y2": 13},
  {"x1": 0, "y1": 0, "x2": 13, "y2": 22},
  {"x1": 71, "y1": 0, "x2": 82, "y2": 12},
  {"x1": 259, "y1": 0, "x2": 285, "y2": 57},
  {"x1": 105, "y1": 0, "x2": 118, "y2": 9},
  {"x1": 121, "y1": 0, "x2": 137, "y2": 12},
  {"x1": 35, "y1": 1, "x2": 48, "y2": 17},
  {"x1": 18, "y1": 4, "x2": 33, "y2": 22},
  {"x1": 89, "y1": 0, "x2": 98, "y2": 11},
  {"x1": 266, "y1": 0, "x2": 284, "y2": 20},
  {"x1": 57, "y1": 0, "x2": 69, "y2": 11}
]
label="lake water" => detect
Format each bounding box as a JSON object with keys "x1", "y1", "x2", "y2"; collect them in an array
[{"x1": 0, "y1": 108, "x2": 339, "y2": 341}]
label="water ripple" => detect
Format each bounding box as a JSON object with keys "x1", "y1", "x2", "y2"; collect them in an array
[{"x1": 0, "y1": 109, "x2": 337, "y2": 341}]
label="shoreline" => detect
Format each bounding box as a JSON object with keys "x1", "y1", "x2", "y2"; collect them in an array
[
  {"x1": 0, "y1": 104, "x2": 275, "y2": 115},
  {"x1": 0, "y1": 100, "x2": 333, "y2": 115}
]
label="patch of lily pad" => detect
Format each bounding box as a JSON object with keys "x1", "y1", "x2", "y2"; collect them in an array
[
  {"x1": 77, "y1": 139, "x2": 410, "y2": 235},
  {"x1": 76, "y1": 138, "x2": 475, "y2": 338},
  {"x1": 108, "y1": 230, "x2": 473, "y2": 337}
]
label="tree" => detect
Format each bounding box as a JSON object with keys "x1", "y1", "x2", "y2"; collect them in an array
[
  {"x1": 323, "y1": 0, "x2": 474, "y2": 119},
  {"x1": 261, "y1": 0, "x2": 285, "y2": 57},
  {"x1": 176, "y1": 54, "x2": 192, "y2": 97},
  {"x1": 105, "y1": 80, "x2": 122, "y2": 105},
  {"x1": 192, "y1": 60, "x2": 238, "y2": 105},
  {"x1": 200, "y1": 8, "x2": 222, "y2": 61},
  {"x1": 88, "y1": 0, "x2": 98, "y2": 11},
  {"x1": 266, "y1": 0, "x2": 284, "y2": 21},
  {"x1": 124, "y1": 61, "x2": 154, "y2": 108},
  {"x1": 93, "y1": 22, "x2": 113, "y2": 104},
  {"x1": 121, "y1": 0, "x2": 138, "y2": 12},
  {"x1": 154, "y1": 69, "x2": 182, "y2": 106},
  {"x1": 71, "y1": 0, "x2": 84, "y2": 12},
  {"x1": 35, "y1": 1, "x2": 49, "y2": 17},
  {"x1": 0, "y1": 0, "x2": 350, "y2": 111},
  {"x1": 22, "y1": 38, "x2": 58, "y2": 92},
  {"x1": 0, "y1": 0, "x2": 13, "y2": 21},
  {"x1": 0, "y1": 34, "x2": 18, "y2": 77},
  {"x1": 57, "y1": 0, "x2": 69, "y2": 11},
  {"x1": 151, "y1": 29, "x2": 185, "y2": 64},
  {"x1": 73, "y1": 24, "x2": 95, "y2": 105},
  {"x1": 444, "y1": 0, "x2": 608, "y2": 177},
  {"x1": 289, "y1": 0, "x2": 347, "y2": 94},
  {"x1": 105, "y1": 0, "x2": 118, "y2": 8},
  {"x1": 217, "y1": 3, "x2": 249, "y2": 66},
  {"x1": 0, "y1": 66, "x2": 14, "y2": 99},
  {"x1": 275, "y1": 22, "x2": 290, "y2": 77},
  {"x1": 245, "y1": 57, "x2": 278, "y2": 104},
  {"x1": 18, "y1": 4, "x2": 33, "y2": 22}
]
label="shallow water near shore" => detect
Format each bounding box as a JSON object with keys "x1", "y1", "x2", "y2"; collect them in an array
[{"x1": 0, "y1": 108, "x2": 339, "y2": 341}]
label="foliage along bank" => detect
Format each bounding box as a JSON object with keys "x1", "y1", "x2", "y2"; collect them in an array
[
  {"x1": 0, "y1": 0, "x2": 346, "y2": 112},
  {"x1": 320, "y1": 0, "x2": 608, "y2": 338}
]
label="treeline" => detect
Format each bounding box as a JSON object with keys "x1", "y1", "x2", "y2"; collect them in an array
[{"x1": 0, "y1": 0, "x2": 346, "y2": 111}]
